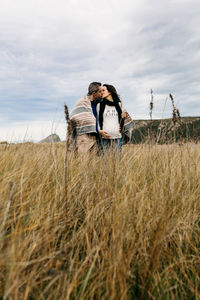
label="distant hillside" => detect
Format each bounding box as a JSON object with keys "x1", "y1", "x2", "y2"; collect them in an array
[
  {"x1": 39, "y1": 134, "x2": 61, "y2": 143},
  {"x1": 131, "y1": 116, "x2": 200, "y2": 143}
]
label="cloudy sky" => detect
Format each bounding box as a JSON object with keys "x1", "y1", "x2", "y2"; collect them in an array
[{"x1": 0, "y1": 0, "x2": 200, "y2": 142}]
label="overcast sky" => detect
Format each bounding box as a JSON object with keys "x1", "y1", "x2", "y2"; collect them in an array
[{"x1": 0, "y1": 0, "x2": 200, "y2": 142}]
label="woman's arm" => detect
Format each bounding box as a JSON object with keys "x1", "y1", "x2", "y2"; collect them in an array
[{"x1": 96, "y1": 103, "x2": 110, "y2": 139}]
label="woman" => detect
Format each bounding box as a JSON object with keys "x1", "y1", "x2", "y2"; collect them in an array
[{"x1": 96, "y1": 84, "x2": 128, "y2": 151}]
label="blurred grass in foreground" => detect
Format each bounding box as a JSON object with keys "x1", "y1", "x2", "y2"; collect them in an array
[{"x1": 0, "y1": 142, "x2": 199, "y2": 299}]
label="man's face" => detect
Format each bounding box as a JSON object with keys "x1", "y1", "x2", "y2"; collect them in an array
[{"x1": 93, "y1": 86, "x2": 102, "y2": 100}]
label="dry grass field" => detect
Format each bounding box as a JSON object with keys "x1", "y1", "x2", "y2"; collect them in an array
[{"x1": 0, "y1": 142, "x2": 199, "y2": 299}]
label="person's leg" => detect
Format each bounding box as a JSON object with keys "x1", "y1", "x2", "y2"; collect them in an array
[
  {"x1": 76, "y1": 134, "x2": 97, "y2": 155},
  {"x1": 101, "y1": 139, "x2": 111, "y2": 154},
  {"x1": 102, "y1": 139, "x2": 111, "y2": 149},
  {"x1": 112, "y1": 138, "x2": 122, "y2": 152},
  {"x1": 118, "y1": 138, "x2": 123, "y2": 152},
  {"x1": 96, "y1": 135, "x2": 103, "y2": 155}
]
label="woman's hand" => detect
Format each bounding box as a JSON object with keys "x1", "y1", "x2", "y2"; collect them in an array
[
  {"x1": 99, "y1": 130, "x2": 110, "y2": 139},
  {"x1": 121, "y1": 111, "x2": 127, "y2": 119}
]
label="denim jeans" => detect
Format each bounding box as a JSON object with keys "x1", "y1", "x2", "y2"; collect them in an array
[{"x1": 100, "y1": 138, "x2": 122, "y2": 152}]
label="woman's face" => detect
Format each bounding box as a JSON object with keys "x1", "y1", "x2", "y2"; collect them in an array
[{"x1": 101, "y1": 86, "x2": 111, "y2": 98}]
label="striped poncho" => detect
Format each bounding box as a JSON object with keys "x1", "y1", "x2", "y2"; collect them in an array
[
  {"x1": 69, "y1": 96, "x2": 96, "y2": 135},
  {"x1": 122, "y1": 112, "x2": 134, "y2": 141}
]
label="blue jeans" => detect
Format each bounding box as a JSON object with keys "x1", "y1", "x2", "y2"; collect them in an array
[{"x1": 100, "y1": 138, "x2": 122, "y2": 152}]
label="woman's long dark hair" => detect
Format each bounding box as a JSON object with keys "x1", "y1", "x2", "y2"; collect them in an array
[
  {"x1": 99, "y1": 84, "x2": 124, "y2": 130},
  {"x1": 103, "y1": 84, "x2": 121, "y2": 102}
]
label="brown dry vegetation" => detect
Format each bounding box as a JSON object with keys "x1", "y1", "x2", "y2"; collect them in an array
[{"x1": 0, "y1": 142, "x2": 200, "y2": 299}]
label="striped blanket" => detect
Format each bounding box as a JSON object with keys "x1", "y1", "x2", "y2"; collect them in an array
[
  {"x1": 69, "y1": 96, "x2": 96, "y2": 135},
  {"x1": 123, "y1": 112, "x2": 134, "y2": 141}
]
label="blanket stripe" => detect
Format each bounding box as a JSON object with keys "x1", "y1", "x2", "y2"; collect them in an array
[
  {"x1": 70, "y1": 106, "x2": 92, "y2": 117},
  {"x1": 122, "y1": 112, "x2": 134, "y2": 140},
  {"x1": 69, "y1": 96, "x2": 96, "y2": 135}
]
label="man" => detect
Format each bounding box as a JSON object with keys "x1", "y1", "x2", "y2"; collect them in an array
[{"x1": 69, "y1": 82, "x2": 102, "y2": 154}]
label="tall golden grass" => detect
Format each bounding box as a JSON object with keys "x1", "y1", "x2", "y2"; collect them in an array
[{"x1": 0, "y1": 142, "x2": 199, "y2": 299}]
